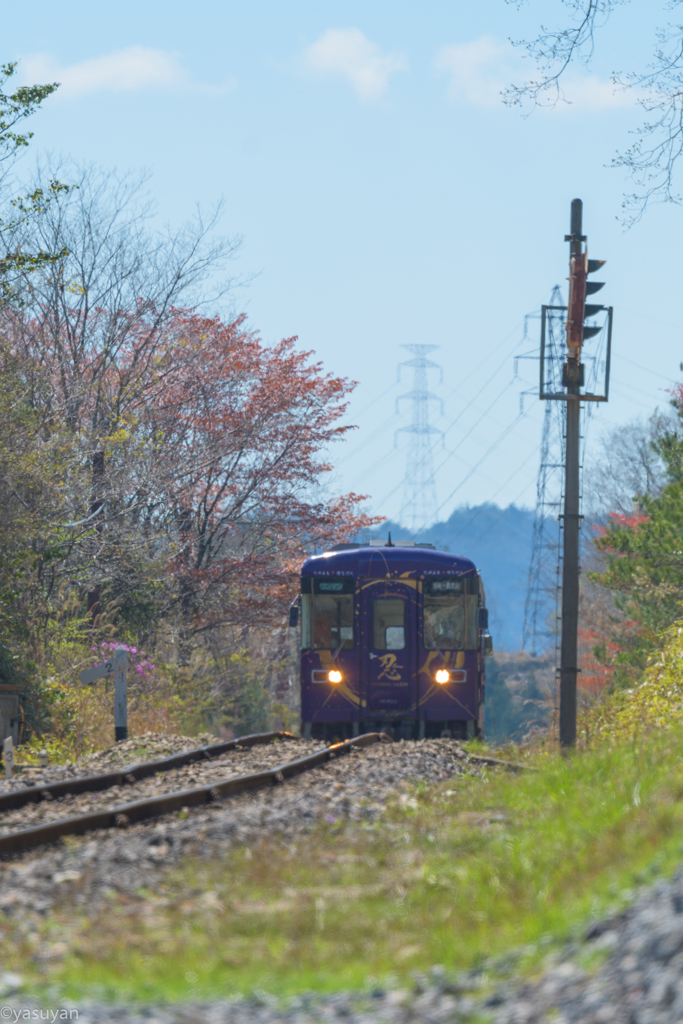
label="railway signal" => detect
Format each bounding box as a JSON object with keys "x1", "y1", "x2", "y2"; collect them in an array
[
  {"x1": 539, "y1": 199, "x2": 614, "y2": 749},
  {"x1": 584, "y1": 260, "x2": 607, "y2": 338},
  {"x1": 563, "y1": 225, "x2": 607, "y2": 384}
]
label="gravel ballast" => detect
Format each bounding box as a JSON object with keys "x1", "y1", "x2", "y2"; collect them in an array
[{"x1": 0, "y1": 736, "x2": 480, "y2": 915}]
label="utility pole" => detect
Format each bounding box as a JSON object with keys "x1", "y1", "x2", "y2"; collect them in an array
[
  {"x1": 538, "y1": 199, "x2": 612, "y2": 749},
  {"x1": 559, "y1": 199, "x2": 584, "y2": 748}
]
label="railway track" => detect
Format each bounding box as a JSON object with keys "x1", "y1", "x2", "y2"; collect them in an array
[
  {"x1": 0, "y1": 732, "x2": 527, "y2": 858},
  {"x1": 0, "y1": 732, "x2": 381, "y2": 856},
  {"x1": 0, "y1": 730, "x2": 296, "y2": 810},
  {"x1": 0, "y1": 735, "x2": 516, "y2": 919}
]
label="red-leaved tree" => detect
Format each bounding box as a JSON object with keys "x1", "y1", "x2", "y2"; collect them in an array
[
  {"x1": 1, "y1": 303, "x2": 378, "y2": 637},
  {"x1": 140, "y1": 311, "x2": 377, "y2": 633}
]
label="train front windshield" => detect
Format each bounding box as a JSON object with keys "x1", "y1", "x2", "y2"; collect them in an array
[
  {"x1": 301, "y1": 578, "x2": 355, "y2": 650},
  {"x1": 423, "y1": 577, "x2": 478, "y2": 650}
]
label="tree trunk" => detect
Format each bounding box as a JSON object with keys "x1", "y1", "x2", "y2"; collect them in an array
[{"x1": 86, "y1": 449, "x2": 104, "y2": 625}]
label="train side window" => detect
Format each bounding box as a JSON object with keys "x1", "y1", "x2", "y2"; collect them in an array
[
  {"x1": 373, "y1": 598, "x2": 405, "y2": 650},
  {"x1": 301, "y1": 578, "x2": 355, "y2": 650},
  {"x1": 423, "y1": 577, "x2": 478, "y2": 650},
  {"x1": 312, "y1": 595, "x2": 354, "y2": 650}
]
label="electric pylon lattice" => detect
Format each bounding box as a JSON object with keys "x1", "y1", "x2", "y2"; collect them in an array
[
  {"x1": 523, "y1": 285, "x2": 566, "y2": 656},
  {"x1": 395, "y1": 344, "x2": 444, "y2": 532}
]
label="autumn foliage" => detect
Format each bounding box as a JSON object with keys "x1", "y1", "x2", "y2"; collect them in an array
[
  {"x1": 0, "y1": 304, "x2": 376, "y2": 636},
  {"x1": 0, "y1": 67, "x2": 381, "y2": 746}
]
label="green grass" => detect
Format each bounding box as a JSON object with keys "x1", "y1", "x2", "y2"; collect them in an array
[{"x1": 13, "y1": 730, "x2": 683, "y2": 1003}]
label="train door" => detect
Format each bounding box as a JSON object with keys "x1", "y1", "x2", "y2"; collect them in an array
[{"x1": 360, "y1": 581, "x2": 417, "y2": 715}]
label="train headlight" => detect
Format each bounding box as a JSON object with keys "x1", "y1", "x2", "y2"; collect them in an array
[
  {"x1": 328, "y1": 670, "x2": 342, "y2": 683},
  {"x1": 435, "y1": 669, "x2": 449, "y2": 684}
]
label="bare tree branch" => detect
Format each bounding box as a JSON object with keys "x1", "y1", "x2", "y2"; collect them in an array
[
  {"x1": 612, "y1": 24, "x2": 683, "y2": 222},
  {"x1": 504, "y1": 1, "x2": 683, "y2": 218},
  {"x1": 503, "y1": 0, "x2": 624, "y2": 108}
]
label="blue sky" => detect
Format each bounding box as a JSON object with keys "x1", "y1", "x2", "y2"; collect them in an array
[{"x1": 6, "y1": 1, "x2": 682, "y2": 529}]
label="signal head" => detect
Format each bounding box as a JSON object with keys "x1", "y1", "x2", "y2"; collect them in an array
[{"x1": 583, "y1": 259, "x2": 607, "y2": 343}]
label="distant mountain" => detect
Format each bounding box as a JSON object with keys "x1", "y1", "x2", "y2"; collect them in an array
[{"x1": 360, "y1": 504, "x2": 538, "y2": 651}]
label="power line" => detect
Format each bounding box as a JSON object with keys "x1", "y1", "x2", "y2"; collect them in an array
[
  {"x1": 616, "y1": 354, "x2": 677, "y2": 384},
  {"x1": 368, "y1": 377, "x2": 520, "y2": 517},
  {"x1": 371, "y1": 322, "x2": 530, "y2": 511},
  {"x1": 362, "y1": 304, "x2": 554, "y2": 524},
  {"x1": 410, "y1": 407, "x2": 530, "y2": 537},
  {"x1": 447, "y1": 443, "x2": 543, "y2": 546}
]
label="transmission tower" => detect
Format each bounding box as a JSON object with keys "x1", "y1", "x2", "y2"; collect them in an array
[
  {"x1": 522, "y1": 286, "x2": 566, "y2": 656},
  {"x1": 395, "y1": 344, "x2": 444, "y2": 532}
]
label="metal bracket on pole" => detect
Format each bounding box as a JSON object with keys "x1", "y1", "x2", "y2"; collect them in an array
[{"x1": 540, "y1": 305, "x2": 613, "y2": 403}]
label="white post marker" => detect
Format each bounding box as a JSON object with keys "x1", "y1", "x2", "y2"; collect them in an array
[
  {"x1": 3, "y1": 736, "x2": 13, "y2": 779},
  {"x1": 39, "y1": 750, "x2": 47, "y2": 768},
  {"x1": 79, "y1": 647, "x2": 129, "y2": 743},
  {"x1": 113, "y1": 646, "x2": 128, "y2": 742}
]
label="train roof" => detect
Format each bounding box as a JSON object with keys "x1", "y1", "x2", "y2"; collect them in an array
[{"x1": 301, "y1": 541, "x2": 477, "y2": 578}]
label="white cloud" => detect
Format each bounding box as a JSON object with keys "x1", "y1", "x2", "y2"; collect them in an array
[
  {"x1": 435, "y1": 37, "x2": 509, "y2": 108},
  {"x1": 434, "y1": 36, "x2": 635, "y2": 112},
  {"x1": 20, "y1": 47, "x2": 229, "y2": 99},
  {"x1": 562, "y1": 74, "x2": 635, "y2": 111},
  {"x1": 302, "y1": 29, "x2": 407, "y2": 101}
]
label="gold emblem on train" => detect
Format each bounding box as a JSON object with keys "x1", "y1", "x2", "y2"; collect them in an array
[{"x1": 377, "y1": 654, "x2": 402, "y2": 681}]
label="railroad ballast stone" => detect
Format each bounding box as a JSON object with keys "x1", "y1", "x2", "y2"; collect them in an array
[
  {"x1": 0, "y1": 737, "x2": 480, "y2": 917},
  {"x1": 494, "y1": 868, "x2": 683, "y2": 1023}
]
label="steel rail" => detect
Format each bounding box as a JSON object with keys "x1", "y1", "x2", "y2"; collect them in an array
[
  {"x1": 0, "y1": 733, "x2": 381, "y2": 857},
  {"x1": 463, "y1": 753, "x2": 532, "y2": 773},
  {"x1": 0, "y1": 730, "x2": 296, "y2": 813}
]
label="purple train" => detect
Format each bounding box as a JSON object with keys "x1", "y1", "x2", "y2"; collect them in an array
[{"x1": 291, "y1": 538, "x2": 492, "y2": 741}]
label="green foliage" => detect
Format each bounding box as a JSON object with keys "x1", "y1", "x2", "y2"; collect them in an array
[
  {"x1": 222, "y1": 648, "x2": 278, "y2": 735},
  {"x1": 0, "y1": 59, "x2": 74, "y2": 709},
  {"x1": 162, "y1": 647, "x2": 284, "y2": 739},
  {"x1": 0, "y1": 63, "x2": 68, "y2": 298},
  {"x1": 0, "y1": 62, "x2": 59, "y2": 155},
  {"x1": 0, "y1": 56, "x2": 327, "y2": 750},
  {"x1": 591, "y1": 487, "x2": 683, "y2": 685},
  {"x1": 580, "y1": 619, "x2": 683, "y2": 744},
  {"x1": 590, "y1": 414, "x2": 683, "y2": 687},
  {"x1": 18, "y1": 677, "x2": 80, "y2": 761},
  {"x1": 485, "y1": 653, "x2": 550, "y2": 743}
]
